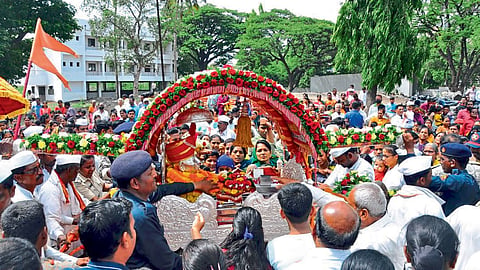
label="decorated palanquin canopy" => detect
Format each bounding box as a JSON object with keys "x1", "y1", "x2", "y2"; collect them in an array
[
  {"x1": 126, "y1": 67, "x2": 401, "y2": 161},
  {"x1": 0, "y1": 77, "x2": 30, "y2": 119}
]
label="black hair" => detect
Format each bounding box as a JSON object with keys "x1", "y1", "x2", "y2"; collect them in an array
[
  {"x1": 206, "y1": 150, "x2": 220, "y2": 159},
  {"x1": 229, "y1": 145, "x2": 247, "y2": 156},
  {"x1": 351, "y1": 101, "x2": 361, "y2": 110},
  {"x1": 167, "y1": 127, "x2": 180, "y2": 135},
  {"x1": 200, "y1": 134, "x2": 210, "y2": 141},
  {"x1": 55, "y1": 163, "x2": 78, "y2": 174},
  {"x1": 0, "y1": 237, "x2": 41, "y2": 269},
  {"x1": 419, "y1": 125, "x2": 432, "y2": 136},
  {"x1": 220, "y1": 207, "x2": 269, "y2": 269},
  {"x1": 95, "y1": 120, "x2": 110, "y2": 134},
  {"x1": 79, "y1": 198, "x2": 133, "y2": 260},
  {"x1": 278, "y1": 183, "x2": 313, "y2": 224},
  {"x1": 440, "y1": 133, "x2": 461, "y2": 145},
  {"x1": 406, "y1": 215, "x2": 459, "y2": 270},
  {"x1": 224, "y1": 138, "x2": 235, "y2": 144},
  {"x1": 1, "y1": 200, "x2": 46, "y2": 246},
  {"x1": 378, "y1": 104, "x2": 386, "y2": 111},
  {"x1": 127, "y1": 109, "x2": 135, "y2": 114},
  {"x1": 210, "y1": 134, "x2": 224, "y2": 143},
  {"x1": 183, "y1": 239, "x2": 227, "y2": 270},
  {"x1": 39, "y1": 114, "x2": 50, "y2": 125},
  {"x1": 255, "y1": 139, "x2": 271, "y2": 152},
  {"x1": 120, "y1": 108, "x2": 127, "y2": 114},
  {"x1": 180, "y1": 124, "x2": 190, "y2": 130},
  {"x1": 341, "y1": 249, "x2": 394, "y2": 270},
  {"x1": 80, "y1": 155, "x2": 95, "y2": 167},
  {"x1": 315, "y1": 205, "x2": 360, "y2": 249}
]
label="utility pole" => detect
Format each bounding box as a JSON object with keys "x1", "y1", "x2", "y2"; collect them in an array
[{"x1": 155, "y1": 0, "x2": 167, "y2": 91}]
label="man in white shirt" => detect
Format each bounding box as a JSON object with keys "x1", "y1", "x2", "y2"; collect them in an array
[
  {"x1": 324, "y1": 147, "x2": 374, "y2": 187},
  {"x1": 358, "y1": 87, "x2": 367, "y2": 105},
  {"x1": 288, "y1": 201, "x2": 360, "y2": 270},
  {"x1": 92, "y1": 103, "x2": 110, "y2": 121},
  {"x1": 213, "y1": 115, "x2": 236, "y2": 141},
  {"x1": 367, "y1": 95, "x2": 383, "y2": 118},
  {"x1": 390, "y1": 104, "x2": 409, "y2": 128},
  {"x1": 9, "y1": 151, "x2": 44, "y2": 203},
  {"x1": 387, "y1": 156, "x2": 445, "y2": 230},
  {"x1": 348, "y1": 183, "x2": 405, "y2": 270},
  {"x1": 330, "y1": 103, "x2": 344, "y2": 119},
  {"x1": 37, "y1": 155, "x2": 89, "y2": 249},
  {"x1": 267, "y1": 183, "x2": 315, "y2": 269}
]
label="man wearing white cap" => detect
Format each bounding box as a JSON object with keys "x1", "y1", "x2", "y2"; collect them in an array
[
  {"x1": 0, "y1": 163, "x2": 15, "y2": 218},
  {"x1": 387, "y1": 156, "x2": 445, "y2": 230},
  {"x1": 324, "y1": 147, "x2": 374, "y2": 187},
  {"x1": 213, "y1": 115, "x2": 236, "y2": 141},
  {"x1": 37, "y1": 155, "x2": 89, "y2": 249},
  {"x1": 75, "y1": 118, "x2": 89, "y2": 133},
  {"x1": 9, "y1": 151, "x2": 44, "y2": 203}
]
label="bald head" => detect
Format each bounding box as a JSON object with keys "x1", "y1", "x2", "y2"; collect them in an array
[{"x1": 315, "y1": 201, "x2": 360, "y2": 249}]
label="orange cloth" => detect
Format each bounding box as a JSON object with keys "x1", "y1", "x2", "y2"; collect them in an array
[{"x1": 30, "y1": 18, "x2": 78, "y2": 90}]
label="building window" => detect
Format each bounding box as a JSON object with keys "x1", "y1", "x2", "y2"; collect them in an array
[
  {"x1": 70, "y1": 62, "x2": 73, "y2": 67},
  {"x1": 144, "y1": 43, "x2": 151, "y2": 51},
  {"x1": 145, "y1": 65, "x2": 151, "y2": 73},
  {"x1": 75, "y1": 36, "x2": 79, "y2": 41},
  {"x1": 76, "y1": 62, "x2": 80, "y2": 67},
  {"x1": 88, "y1": 63, "x2": 97, "y2": 72},
  {"x1": 48, "y1": 86, "x2": 54, "y2": 95},
  {"x1": 87, "y1": 82, "x2": 98, "y2": 92},
  {"x1": 63, "y1": 62, "x2": 66, "y2": 66},
  {"x1": 87, "y1": 38, "x2": 96, "y2": 47}
]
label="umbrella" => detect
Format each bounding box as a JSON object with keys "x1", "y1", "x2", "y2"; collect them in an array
[
  {"x1": 0, "y1": 77, "x2": 30, "y2": 119},
  {"x1": 173, "y1": 107, "x2": 214, "y2": 126},
  {"x1": 113, "y1": 121, "x2": 135, "y2": 134}
]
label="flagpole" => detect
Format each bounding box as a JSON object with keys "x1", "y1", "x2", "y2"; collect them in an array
[{"x1": 13, "y1": 60, "x2": 33, "y2": 140}]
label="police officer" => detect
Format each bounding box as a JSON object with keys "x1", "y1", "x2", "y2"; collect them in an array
[
  {"x1": 111, "y1": 150, "x2": 215, "y2": 270},
  {"x1": 429, "y1": 143, "x2": 480, "y2": 215}
]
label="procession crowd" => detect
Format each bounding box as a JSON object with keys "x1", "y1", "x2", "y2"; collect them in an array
[{"x1": 0, "y1": 85, "x2": 479, "y2": 270}]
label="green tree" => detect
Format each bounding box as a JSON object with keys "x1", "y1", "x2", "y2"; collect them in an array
[
  {"x1": 417, "y1": 0, "x2": 480, "y2": 92},
  {"x1": 177, "y1": 4, "x2": 244, "y2": 73},
  {"x1": 332, "y1": 0, "x2": 424, "y2": 105},
  {"x1": 83, "y1": 0, "x2": 159, "y2": 97},
  {"x1": 0, "y1": 0, "x2": 78, "y2": 82},
  {"x1": 237, "y1": 9, "x2": 336, "y2": 91}
]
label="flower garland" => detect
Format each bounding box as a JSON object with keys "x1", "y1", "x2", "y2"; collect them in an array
[
  {"x1": 22, "y1": 133, "x2": 127, "y2": 156},
  {"x1": 325, "y1": 125, "x2": 402, "y2": 148},
  {"x1": 126, "y1": 67, "x2": 326, "y2": 154},
  {"x1": 332, "y1": 171, "x2": 372, "y2": 196},
  {"x1": 216, "y1": 171, "x2": 256, "y2": 202}
]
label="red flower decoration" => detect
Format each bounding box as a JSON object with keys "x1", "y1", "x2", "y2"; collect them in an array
[
  {"x1": 155, "y1": 97, "x2": 161, "y2": 103},
  {"x1": 143, "y1": 124, "x2": 150, "y2": 131},
  {"x1": 219, "y1": 79, "x2": 225, "y2": 86},
  {"x1": 379, "y1": 134, "x2": 385, "y2": 140},
  {"x1": 279, "y1": 94, "x2": 287, "y2": 102},
  {"x1": 168, "y1": 87, "x2": 175, "y2": 93},
  {"x1": 179, "y1": 89, "x2": 187, "y2": 96},
  {"x1": 165, "y1": 98, "x2": 173, "y2": 106},
  {"x1": 181, "y1": 81, "x2": 187, "y2": 87},
  {"x1": 365, "y1": 133, "x2": 372, "y2": 141},
  {"x1": 243, "y1": 81, "x2": 250, "y2": 88},
  {"x1": 251, "y1": 81, "x2": 258, "y2": 88},
  {"x1": 108, "y1": 141, "x2": 115, "y2": 147},
  {"x1": 49, "y1": 142, "x2": 56, "y2": 150},
  {"x1": 202, "y1": 82, "x2": 210, "y2": 88},
  {"x1": 290, "y1": 107, "x2": 298, "y2": 113},
  {"x1": 159, "y1": 104, "x2": 167, "y2": 112},
  {"x1": 272, "y1": 91, "x2": 280, "y2": 97},
  {"x1": 136, "y1": 140, "x2": 143, "y2": 146},
  {"x1": 226, "y1": 78, "x2": 234, "y2": 84},
  {"x1": 161, "y1": 92, "x2": 169, "y2": 99},
  {"x1": 228, "y1": 69, "x2": 236, "y2": 75},
  {"x1": 352, "y1": 134, "x2": 360, "y2": 140},
  {"x1": 137, "y1": 130, "x2": 145, "y2": 138},
  {"x1": 266, "y1": 87, "x2": 273, "y2": 94},
  {"x1": 211, "y1": 79, "x2": 217, "y2": 86},
  {"x1": 149, "y1": 117, "x2": 156, "y2": 125},
  {"x1": 338, "y1": 136, "x2": 345, "y2": 143},
  {"x1": 251, "y1": 73, "x2": 257, "y2": 79},
  {"x1": 211, "y1": 71, "x2": 218, "y2": 77},
  {"x1": 235, "y1": 78, "x2": 243, "y2": 87},
  {"x1": 31, "y1": 143, "x2": 37, "y2": 149},
  {"x1": 187, "y1": 83, "x2": 194, "y2": 89},
  {"x1": 266, "y1": 78, "x2": 272, "y2": 84},
  {"x1": 196, "y1": 74, "x2": 205, "y2": 81},
  {"x1": 341, "y1": 179, "x2": 348, "y2": 186},
  {"x1": 173, "y1": 95, "x2": 180, "y2": 102},
  {"x1": 143, "y1": 110, "x2": 150, "y2": 117},
  {"x1": 286, "y1": 101, "x2": 293, "y2": 106},
  {"x1": 221, "y1": 70, "x2": 227, "y2": 76},
  {"x1": 90, "y1": 143, "x2": 96, "y2": 150},
  {"x1": 67, "y1": 140, "x2": 75, "y2": 149},
  {"x1": 258, "y1": 76, "x2": 265, "y2": 82}
]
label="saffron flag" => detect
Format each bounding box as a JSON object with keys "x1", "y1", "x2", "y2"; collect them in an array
[{"x1": 30, "y1": 18, "x2": 78, "y2": 90}]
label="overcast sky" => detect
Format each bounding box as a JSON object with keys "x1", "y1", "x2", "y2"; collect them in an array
[{"x1": 65, "y1": 0, "x2": 342, "y2": 23}]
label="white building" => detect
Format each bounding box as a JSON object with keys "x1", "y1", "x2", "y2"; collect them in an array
[{"x1": 26, "y1": 19, "x2": 175, "y2": 102}]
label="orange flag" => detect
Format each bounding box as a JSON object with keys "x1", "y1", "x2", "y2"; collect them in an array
[{"x1": 30, "y1": 18, "x2": 78, "y2": 90}]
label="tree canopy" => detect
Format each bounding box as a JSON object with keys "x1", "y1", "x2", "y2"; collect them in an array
[
  {"x1": 176, "y1": 4, "x2": 244, "y2": 74},
  {"x1": 0, "y1": 0, "x2": 78, "y2": 82},
  {"x1": 332, "y1": 0, "x2": 424, "y2": 102},
  {"x1": 237, "y1": 8, "x2": 336, "y2": 91},
  {"x1": 417, "y1": 0, "x2": 480, "y2": 92}
]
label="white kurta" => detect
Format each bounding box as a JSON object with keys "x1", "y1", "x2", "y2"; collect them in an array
[
  {"x1": 286, "y1": 248, "x2": 351, "y2": 270},
  {"x1": 325, "y1": 157, "x2": 374, "y2": 187},
  {"x1": 465, "y1": 251, "x2": 480, "y2": 270},
  {"x1": 11, "y1": 183, "x2": 35, "y2": 203},
  {"x1": 446, "y1": 205, "x2": 480, "y2": 270},
  {"x1": 266, "y1": 233, "x2": 316, "y2": 270},
  {"x1": 382, "y1": 165, "x2": 405, "y2": 191},
  {"x1": 387, "y1": 185, "x2": 445, "y2": 231},
  {"x1": 351, "y1": 215, "x2": 405, "y2": 270},
  {"x1": 37, "y1": 171, "x2": 89, "y2": 240}
]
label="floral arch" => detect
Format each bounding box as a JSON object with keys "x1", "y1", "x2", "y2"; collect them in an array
[{"x1": 126, "y1": 67, "x2": 326, "y2": 161}]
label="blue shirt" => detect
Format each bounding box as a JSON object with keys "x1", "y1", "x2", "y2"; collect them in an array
[
  {"x1": 430, "y1": 169, "x2": 480, "y2": 215},
  {"x1": 114, "y1": 183, "x2": 194, "y2": 270},
  {"x1": 345, "y1": 109, "x2": 364, "y2": 128},
  {"x1": 79, "y1": 261, "x2": 128, "y2": 270},
  {"x1": 386, "y1": 102, "x2": 397, "y2": 115}
]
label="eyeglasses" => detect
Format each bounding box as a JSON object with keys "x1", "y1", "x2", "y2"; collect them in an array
[{"x1": 22, "y1": 165, "x2": 41, "y2": 175}]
